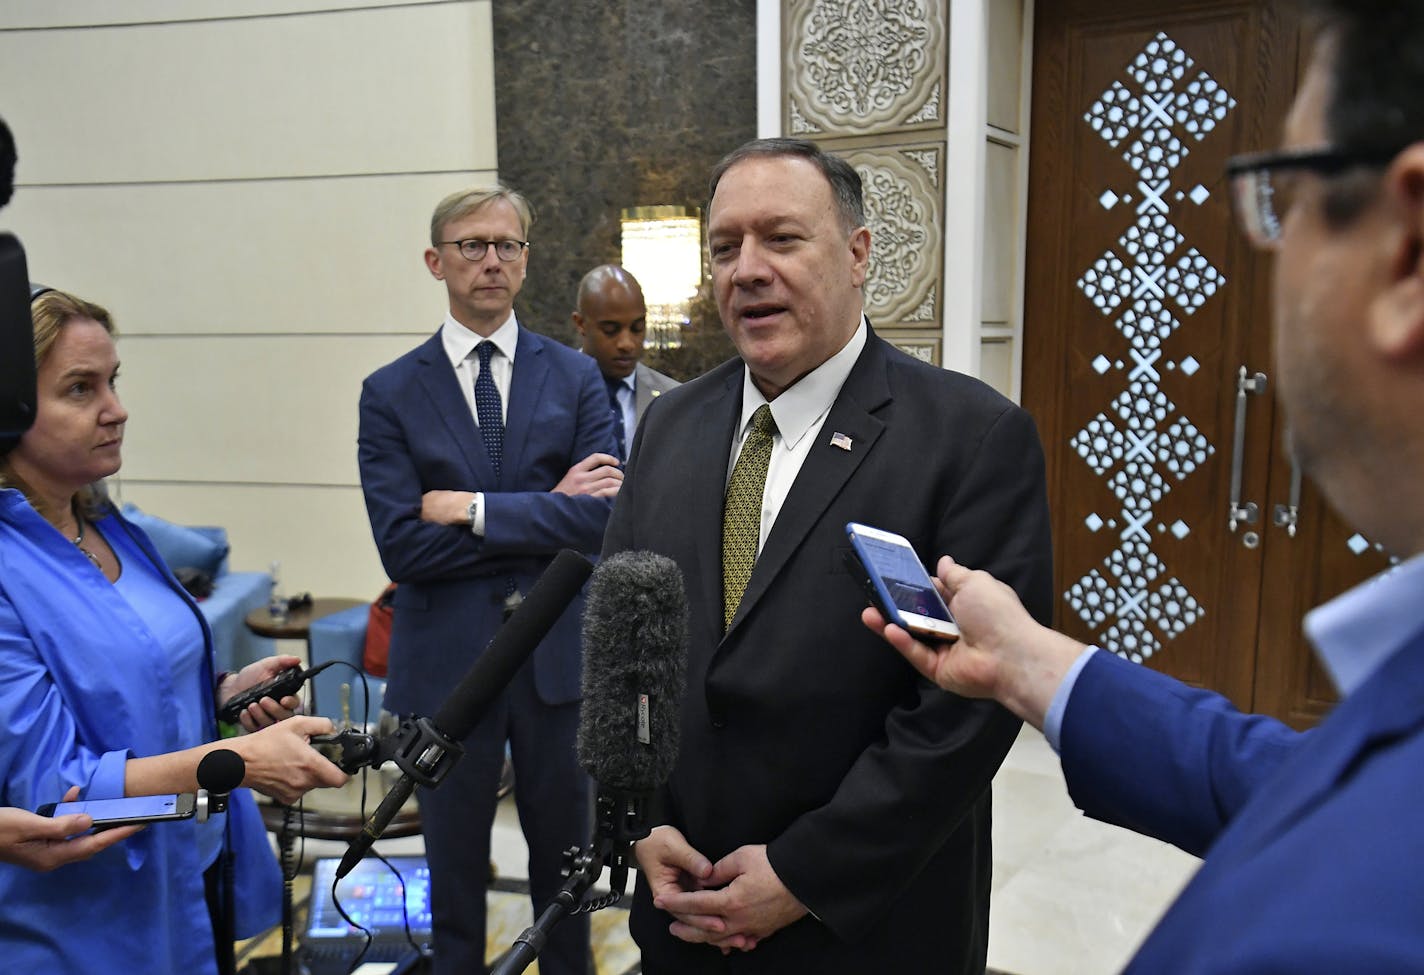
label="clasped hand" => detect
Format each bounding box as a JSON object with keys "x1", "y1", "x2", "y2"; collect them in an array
[{"x1": 636, "y1": 825, "x2": 807, "y2": 954}]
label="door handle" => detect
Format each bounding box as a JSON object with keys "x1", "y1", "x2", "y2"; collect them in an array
[
  {"x1": 1228, "y1": 366, "x2": 1268, "y2": 533},
  {"x1": 1272, "y1": 457, "x2": 1303, "y2": 538}
]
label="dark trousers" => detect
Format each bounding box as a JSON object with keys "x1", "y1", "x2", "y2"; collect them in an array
[{"x1": 417, "y1": 661, "x2": 591, "y2": 975}]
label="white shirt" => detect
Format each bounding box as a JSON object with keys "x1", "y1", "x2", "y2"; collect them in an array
[
  {"x1": 440, "y1": 312, "x2": 518, "y2": 535},
  {"x1": 727, "y1": 317, "x2": 868, "y2": 555},
  {"x1": 442, "y1": 311, "x2": 518, "y2": 426}
]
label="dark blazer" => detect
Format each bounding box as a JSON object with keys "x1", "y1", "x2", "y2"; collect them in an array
[
  {"x1": 633, "y1": 361, "x2": 679, "y2": 425},
  {"x1": 358, "y1": 327, "x2": 616, "y2": 718},
  {"x1": 1061, "y1": 642, "x2": 1424, "y2": 973},
  {"x1": 603, "y1": 328, "x2": 1054, "y2": 973}
]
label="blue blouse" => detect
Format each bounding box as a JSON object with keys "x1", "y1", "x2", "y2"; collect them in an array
[{"x1": 0, "y1": 489, "x2": 280, "y2": 974}]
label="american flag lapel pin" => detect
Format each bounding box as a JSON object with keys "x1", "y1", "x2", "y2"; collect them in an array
[{"x1": 830, "y1": 431, "x2": 853, "y2": 451}]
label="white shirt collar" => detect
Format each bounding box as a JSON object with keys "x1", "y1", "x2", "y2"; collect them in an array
[
  {"x1": 1304, "y1": 551, "x2": 1424, "y2": 694},
  {"x1": 737, "y1": 317, "x2": 868, "y2": 449},
  {"x1": 441, "y1": 311, "x2": 519, "y2": 369}
]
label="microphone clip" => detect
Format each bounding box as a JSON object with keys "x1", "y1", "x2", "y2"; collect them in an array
[
  {"x1": 591, "y1": 789, "x2": 653, "y2": 876},
  {"x1": 312, "y1": 716, "x2": 464, "y2": 786},
  {"x1": 194, "y1": 789, "x2": 227, "y2": 822}
]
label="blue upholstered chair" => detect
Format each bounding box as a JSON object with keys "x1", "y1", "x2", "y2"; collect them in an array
[{"x1": 308, "y1": 605, "x2": 388, "y2": 727}]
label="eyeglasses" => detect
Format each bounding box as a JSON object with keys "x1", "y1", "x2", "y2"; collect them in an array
[
  {"x1": 436, "y1": 238, "x2": 530, "y2": 262},
  {"x1": 1225, "y1": 145, "x2": 1401, "y2": 249}
]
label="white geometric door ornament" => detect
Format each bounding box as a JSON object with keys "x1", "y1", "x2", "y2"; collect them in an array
[{"x1": 1067, "y1": 32, "x2": 1234, "y2": 663}]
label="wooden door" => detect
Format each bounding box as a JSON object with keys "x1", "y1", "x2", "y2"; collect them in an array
[{"x1": 1023, "y1": 0, "x2": 1386, "y2": 726}]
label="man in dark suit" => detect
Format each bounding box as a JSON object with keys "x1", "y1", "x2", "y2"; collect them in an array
[
  {"x1": 358, "y1": 186, "x2": 620, "y2": 975},
  {"x1": 601, "y1": 138, "x2": 1053, "y2": 973},
  {"x1": 867, "y1": 3, "x2": 1424, "y2": 970},
  {"x1": 571, "y1": 264, "x2": 680, "y2": 460}
]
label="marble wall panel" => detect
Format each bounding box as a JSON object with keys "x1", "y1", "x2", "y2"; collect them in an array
[{"x1": 490, "y1": 0, "x2": 757, "y2": 348}]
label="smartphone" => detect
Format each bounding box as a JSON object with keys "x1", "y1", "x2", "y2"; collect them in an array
[
  {"x1": 845, "y1": 522, "x2": 959, "y2": 641},
  {"x1": 37, "y1": 793, "x2": 196, "y2": 830}
]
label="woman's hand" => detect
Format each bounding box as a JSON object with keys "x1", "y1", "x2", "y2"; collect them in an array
[{"x1": 217, "y1": 655, "x2": 304, "y2": 732}]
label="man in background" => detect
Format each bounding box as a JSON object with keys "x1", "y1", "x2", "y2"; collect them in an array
[
  {"x1": 572, "y1": 264, "x2": 679, "y2": 460},
  {"x1": 358, "y1": 185, "x2": 619, "y2": 975},
  {"x1": 867, "y1": 2, "x2": 1424, "y2": 970},
  {"x1": 602, "y1": 138, "x2": 1053, "y2": 973}
]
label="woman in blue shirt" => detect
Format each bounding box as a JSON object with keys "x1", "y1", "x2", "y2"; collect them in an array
[{"x1": 0, "y1": 288, "x2": 348, "y2": 974}]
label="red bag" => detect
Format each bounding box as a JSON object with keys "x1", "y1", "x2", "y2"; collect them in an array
[{"x1": 363, "y1": 583, "x2": 396, "y2": 677}]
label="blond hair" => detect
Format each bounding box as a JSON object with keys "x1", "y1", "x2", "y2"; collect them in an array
[{"x1": 430, "y1": 185, "x2": 534, "y2": 245}]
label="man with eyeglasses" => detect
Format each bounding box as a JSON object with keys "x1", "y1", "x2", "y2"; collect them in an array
[
  {"x1": 864, "y1": 2, "x2": 1424, "y2": 970},
  {"x1": 357, "y1": 186, "x2": 619, "y2": 975}
]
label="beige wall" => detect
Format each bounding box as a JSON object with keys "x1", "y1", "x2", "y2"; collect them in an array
[{"x1": 1, "y1": 0, "x2": 498, "y2": 597}]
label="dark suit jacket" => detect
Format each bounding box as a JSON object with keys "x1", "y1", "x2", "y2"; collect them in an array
[
  {"x1": 634, "y1": 362, "x2": 679, "y2": 425},
  {"x1": 603, "y1": 328, "x2": 1053, "y2": 973},
  {"x1": 358, "y1": 327, "x2": 616, "y2": 718},
  {"x1": 1061, "y1": 641, "x2": 1424, "y2": 973}
]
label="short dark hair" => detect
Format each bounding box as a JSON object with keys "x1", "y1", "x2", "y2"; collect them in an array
[
  {"x1": 1298, "y1": 2, "x2": 1424, "y2": 225},
  {"x1": 707, "y1": 138, "x2": 866, "y2": 233},
  {"x1": 1306, "y1": 1, "x2": 1424, "y2": 155}
]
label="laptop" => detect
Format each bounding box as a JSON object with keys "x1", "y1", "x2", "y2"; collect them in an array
[{"x1": 300, "y1": 855, "x2": 433, "y2": 975}]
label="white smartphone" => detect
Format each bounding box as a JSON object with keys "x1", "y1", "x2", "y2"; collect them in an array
[
  {"x1": 845, "y1": 522, "x2": 960, "y2": 641},
  {"x1": 38, "y1": 793, "x2": 196, "y2": 830}
]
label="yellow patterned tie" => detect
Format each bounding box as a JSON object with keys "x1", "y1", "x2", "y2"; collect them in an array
[{"x1": 722, "y1": 405, "x2": 777, "y2": 630}]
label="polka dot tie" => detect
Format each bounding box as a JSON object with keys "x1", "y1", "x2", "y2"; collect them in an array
[
  {"x1": 474, "y1": 341, "x2": 504, "y2": 478},
  {"x1": 722, "y1": 404, "x2": 777, "y2": 630},
  {"x1": 604, "y1": 376, "x2": 627, "y2": 460}
]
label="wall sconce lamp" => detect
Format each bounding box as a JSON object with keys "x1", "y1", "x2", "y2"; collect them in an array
[{"x1": 619, "y1": 205, "x2": 702, "y2": 349}]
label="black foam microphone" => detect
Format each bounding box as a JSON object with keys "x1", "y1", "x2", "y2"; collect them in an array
[
  {"x1": 337, "y1": 549, "x2": 595, "y2": 878},
  {"x1": 195, "y1": 748, "x2": 246, "y2": 822},
  {"x1": 576, "y1": 550, "x2": 688, "y2": 894},
  {"x1": 492, "y1": 551, "x2": 687, "y2": 975}
]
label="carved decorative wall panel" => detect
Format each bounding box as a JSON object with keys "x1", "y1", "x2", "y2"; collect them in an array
[
  {"x1": 838, "y1": 143, "x2": 942, "y2": 327},
  {"x1": 784, "y1": 0, "x2": 947, "y2": 138}
]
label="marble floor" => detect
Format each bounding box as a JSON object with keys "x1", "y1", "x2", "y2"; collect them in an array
[
  {"x1": 987, "y1": 725, "x2": 1200, "y2": 975},
  {"x1": 283, "y1": 724, "x2": 1200, "y2": 975}
]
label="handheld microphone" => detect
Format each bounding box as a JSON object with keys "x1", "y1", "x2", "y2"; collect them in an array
[
  {"x1": 576, "y1": 550, "x2": 687, "y2": 892},
  {"x1": 493, "y1": 551, "x2": 686, "y2": 975},
  {"x1": 195, "y1": 748, "x2": 245, "y2": 822},
  {"x1": 337, "y1": 549, "x2": 595, "y2": 878}
]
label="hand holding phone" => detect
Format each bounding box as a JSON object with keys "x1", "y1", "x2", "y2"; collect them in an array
[
  {"x1": 37, "y1": 793, "x2": 196, "y2": 830},
  {"x1": 845, "y1": 522, "x2": 959, "y2": 642}
]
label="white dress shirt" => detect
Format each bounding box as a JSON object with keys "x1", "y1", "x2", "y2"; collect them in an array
[
  {"x1": 440, "y1": 311, "x2": 519, "y2": 535},
  {"x1": 727, "y1": 317, "x2": 868, "y2": 556}
]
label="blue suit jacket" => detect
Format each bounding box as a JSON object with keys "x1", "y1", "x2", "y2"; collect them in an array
[
  {"x1": 357, "y1": 327, "x2": 616, "y2": 719},
  {"x1": 1061, "y1": 642, "x2": 1424, "y2": 972}
]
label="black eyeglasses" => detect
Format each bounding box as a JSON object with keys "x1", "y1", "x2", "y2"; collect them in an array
[
  {"x1": 437, "y1": 238, "x2": 530, "y2": 262},
  {"x1": 1225, "y1": 145, "x2": 1402, "y2": 248}
]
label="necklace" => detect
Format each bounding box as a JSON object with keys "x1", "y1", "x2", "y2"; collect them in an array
[{"x1": 71, "y1": 507, "x2": 102, "y2": 570}]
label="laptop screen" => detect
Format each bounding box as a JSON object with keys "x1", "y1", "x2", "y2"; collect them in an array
[{"x1": 306, "y1": 855, "x2": 433, "y2": 943}]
